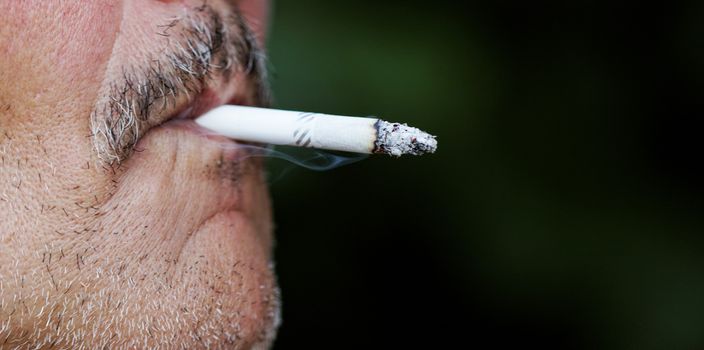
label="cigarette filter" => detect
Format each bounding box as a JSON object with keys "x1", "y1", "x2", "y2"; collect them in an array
[{"x1": 195, "y1": 105, "x2": 437, "y2": 156}]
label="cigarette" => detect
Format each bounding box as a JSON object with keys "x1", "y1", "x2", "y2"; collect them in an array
[{"x1": 194, "y1": 105, "x2": 438, "y2": 156}]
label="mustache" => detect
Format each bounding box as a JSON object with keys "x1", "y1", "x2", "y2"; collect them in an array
[{"x1": 90, "y1": 4, "x2": 270, "y2": 164}]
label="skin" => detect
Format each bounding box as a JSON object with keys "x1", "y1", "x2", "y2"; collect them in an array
[{"x1": 0, "y1": 0, "x2": 279, "y2": 348}]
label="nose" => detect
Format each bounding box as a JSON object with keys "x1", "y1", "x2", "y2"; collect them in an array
[{"x1": 235, "y1": 0, "x2": 270, "y2": 46}]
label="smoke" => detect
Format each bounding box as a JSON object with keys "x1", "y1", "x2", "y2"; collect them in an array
[
  {"x1": 213, "y1": 143, "x2": 368, "y2": 184},
  {"x1": 246, "y1": 145, "x2": 368, "y2": 171}
]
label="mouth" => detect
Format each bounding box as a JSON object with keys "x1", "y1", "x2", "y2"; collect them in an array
[
  {"x1": 166, "y1": 83, "x2": 248, "y2": 125},
  {"x1": 90, "y1": 0, "x2": 271, "y2": 165},
  {"x1": 108, "y1": 81, "x2": 277, "y2": 349}
]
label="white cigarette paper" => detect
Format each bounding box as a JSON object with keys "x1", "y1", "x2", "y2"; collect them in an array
[{"x1": 195, "y1": 105, "x2": 437, "y2": 156}]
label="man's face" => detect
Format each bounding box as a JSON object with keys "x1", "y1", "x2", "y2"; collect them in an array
[{"x1": 0, "y1": 1, "x2": 279, "y2": 348}]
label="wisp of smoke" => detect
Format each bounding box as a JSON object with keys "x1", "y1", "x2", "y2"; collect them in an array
[
  {"x1": 220, "y1": 143, "x2": 368, "y2": 183},
  {"x1": 244, "y1": 144, "x2": 368, "y2": 171}
]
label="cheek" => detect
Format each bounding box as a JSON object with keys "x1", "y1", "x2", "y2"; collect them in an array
[
  {"x1": 51, "y1": 2, "x2": 123, "y2": 87},
  {"x1": 1, "y1": 1, "x2": 122, "y2": 101},
  {"x1": 0, "y1": 1, "x2": 125, "y2": 212}
]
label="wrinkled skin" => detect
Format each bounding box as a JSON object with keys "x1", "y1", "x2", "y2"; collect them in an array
[{"x1": 0, "y1": 1, "x2": 279, "y2": 348}]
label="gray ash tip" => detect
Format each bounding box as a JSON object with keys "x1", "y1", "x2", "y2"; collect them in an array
[{"x1": 374, "y1": 120, "x2": 438, "y2": 156}]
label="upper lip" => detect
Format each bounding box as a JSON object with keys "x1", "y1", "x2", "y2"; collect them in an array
[
  {"x1": 170, "y1": 88, "x2": 215, "y2": 121},
  {"x1": 166, "y1": 81, "x2": 247, "y2": 124}
]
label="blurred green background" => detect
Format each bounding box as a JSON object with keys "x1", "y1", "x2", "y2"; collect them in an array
[{"x1": 266, "y1": 1, "x2": 704, "y2": 348}]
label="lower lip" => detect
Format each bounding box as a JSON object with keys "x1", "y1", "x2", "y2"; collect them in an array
[
  {"x1": 126, "y1": 107, "x2": 274, "y2": 267},
  {"x1": 159, "y1": 119, "x2": 254, "y2": 164},
  {"x1": 131, "y1": 122, "x2": 250, "y2": 220},
  {"x1": 125, "y1": 127, "x2": 271, "y2": 273}
]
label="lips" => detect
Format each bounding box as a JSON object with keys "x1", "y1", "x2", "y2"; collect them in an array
[
  {"x1": 166, "y1": 89, "x2": 225, "y2": 126},
  {"x1": 128, "y1": 80, "x2": 261, "y2": 227},
  {"x1": 172, "y1": 88, "x2": 220, "y2": 121},
  {"x1": 118, "y1": 1, "x2": 269, "y2": 241}
]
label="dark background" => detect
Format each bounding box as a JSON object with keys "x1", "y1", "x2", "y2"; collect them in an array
[{"x1": 266, "y1": 1, "x2": 704, "y2": 349}]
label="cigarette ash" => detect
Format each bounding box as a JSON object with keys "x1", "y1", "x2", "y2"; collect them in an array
[{"x1": 374, "y1": 120, "x2": 438, "y2": 156}]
